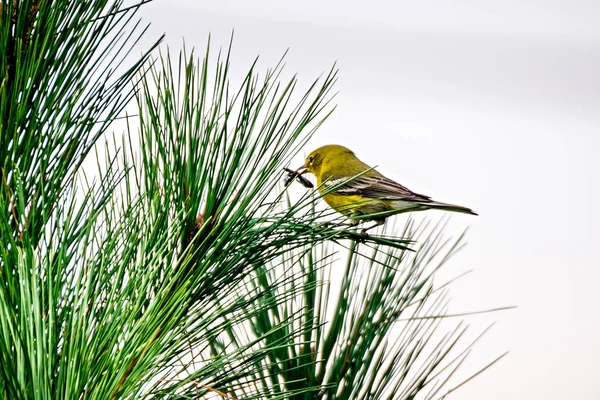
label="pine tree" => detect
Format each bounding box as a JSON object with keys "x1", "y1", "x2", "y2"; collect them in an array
[{"x1": 0, "y1": 1, "x2": 505, "y2": 399}]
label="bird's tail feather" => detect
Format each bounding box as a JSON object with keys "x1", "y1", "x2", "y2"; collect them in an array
[{"x1": 424, "y1": 201, "x2": 478, "y2": 216}]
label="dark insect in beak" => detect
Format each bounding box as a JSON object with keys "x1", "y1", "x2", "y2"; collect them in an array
[{"x1": 283, "y1": 167, "x2": 314, "y2": 188}]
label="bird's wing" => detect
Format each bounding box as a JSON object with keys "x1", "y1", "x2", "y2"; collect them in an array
[{"x1": 324, "y1": 174, "x2": 432, "y2": 202}]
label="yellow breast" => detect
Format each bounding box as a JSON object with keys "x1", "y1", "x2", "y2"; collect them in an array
[{"x1": 320, "y1": 189, "x2": 388, "y2": 219}]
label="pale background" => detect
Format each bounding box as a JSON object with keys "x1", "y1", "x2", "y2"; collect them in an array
[{"x1": 134, "y1": 1, "x2": 600, "y2": 398}]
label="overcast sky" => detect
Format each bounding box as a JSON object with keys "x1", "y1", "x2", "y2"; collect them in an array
[{"x1": 136, "y1": 1, "x2": 600, "y2": 398}]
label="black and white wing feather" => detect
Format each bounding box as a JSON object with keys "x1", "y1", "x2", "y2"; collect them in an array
[{"x1": 324, "y1": 174, "x2": 432, "y2": 203}]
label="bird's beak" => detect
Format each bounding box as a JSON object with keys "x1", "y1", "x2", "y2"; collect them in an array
[{"x1": 296, "y1": 165, "x2": 308, "y2": 175}]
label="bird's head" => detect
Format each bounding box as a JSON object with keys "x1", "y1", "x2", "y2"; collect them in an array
[{"x1": 297, "y1": 144, "x2": 355, "y2": 177}]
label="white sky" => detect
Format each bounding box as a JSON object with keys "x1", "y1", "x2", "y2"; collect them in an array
[{"x1": 135, "y1": 1, "x2": 600, "y2": 398}]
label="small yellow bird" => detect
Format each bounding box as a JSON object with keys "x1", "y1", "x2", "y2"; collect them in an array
[{"x1": 296, "y1": 144, "x2": 477, "y2": 232}]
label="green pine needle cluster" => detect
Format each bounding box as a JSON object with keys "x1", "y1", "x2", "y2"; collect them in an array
[{"x1": 0, "y1": 1, "x2": 505, "y2": 399}]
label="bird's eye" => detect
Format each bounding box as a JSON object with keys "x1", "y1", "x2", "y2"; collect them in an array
[{"x1": 309, "y1": 156, "x2": 314, "y2": 164}]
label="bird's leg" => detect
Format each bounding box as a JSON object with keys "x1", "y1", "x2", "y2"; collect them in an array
[
  {"x1": 348, "y1": 218, "x2": 360, "y2": 227},
  {"x1": 318, "y1": 221, "x2": 337, "y2": 230},
  {"x1": 360, "y1": 220, "x2": 385, "y2": 237}
]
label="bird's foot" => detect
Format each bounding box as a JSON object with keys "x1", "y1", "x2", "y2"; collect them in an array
[
  {"x1": 356, "y1": 229, "x2": 369, "y2": 243},
  {"x1": 358, "y1": 220, "x2": 385, "y2": 238}
]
